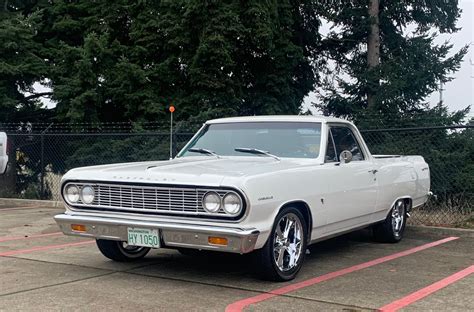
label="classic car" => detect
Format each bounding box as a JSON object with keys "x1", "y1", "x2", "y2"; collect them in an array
[
  {"x1": 0, "y1": 132, "x2": 8, "y2": 175},
  {"x1": 54, "y1": 116, "x2": 430, "y2": 281}
]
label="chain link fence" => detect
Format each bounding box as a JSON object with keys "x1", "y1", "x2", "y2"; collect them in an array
[
  {"x1": 0, "y1": 122, "x2": 472, "y2": 227},
  {"x1": 361, "y1": 125, "x2": 473, "y2": 226}
]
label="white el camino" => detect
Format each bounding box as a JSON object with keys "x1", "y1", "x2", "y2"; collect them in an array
[{"x1": 55, "y1": 116, "x2": 430, "y2": 281}]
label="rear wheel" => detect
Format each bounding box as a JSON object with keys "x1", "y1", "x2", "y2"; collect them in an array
[
  {"x1": 96, "y1": 239, "x2": 150, "y2": 262},
  {"x1": 255, "y1": 207, "x2": 307, "y2": 281},
  {"x1": 373, "y1": 199, "x2": 407, "y2": 243}
]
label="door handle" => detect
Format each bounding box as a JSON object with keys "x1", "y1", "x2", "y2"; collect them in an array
[{"x1": 368, "y1": 169, "x2": 378, "y2": 174}]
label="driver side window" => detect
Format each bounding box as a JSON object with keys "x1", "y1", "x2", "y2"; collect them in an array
[
  {"x1": 328, "y1": 126, "x2": 365, "y2": 161},
  {"x1": 325, "y1": 130, "x2": 337, "y2": 162}
]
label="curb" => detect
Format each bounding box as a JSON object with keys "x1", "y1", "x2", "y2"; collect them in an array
[
  {"x1": 0, "y1": 198, "x2": 63, "y2": 209},
  {"x1": 407, "y1": 225, "x2": 474, "y2": 238}
]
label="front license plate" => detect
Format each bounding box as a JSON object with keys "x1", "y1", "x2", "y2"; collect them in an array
[{"x1": 127, "y1": 227, "x2": 160, "y2": 248}]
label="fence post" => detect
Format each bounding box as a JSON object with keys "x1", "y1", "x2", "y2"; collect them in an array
[
  {"x1": 40, "y1": 123, "x2": 54, "y2": 199},
  {"x1": 40, "y1": 133, "x2": 44, "y2": 199},
  {"x1": 173, "y1": 131, "x2": 177, "y2": 157}
]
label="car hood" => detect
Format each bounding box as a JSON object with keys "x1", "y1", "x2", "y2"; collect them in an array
[{"x1": 63, "y1": 156, "x2": 320, "y2": 187}]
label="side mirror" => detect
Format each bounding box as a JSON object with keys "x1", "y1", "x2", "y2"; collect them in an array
[
  {"x1": 0, "y1": 133, "x2": 8, "y2": 175},
  {"x1": 339, "y1": 150, "x2": 353, "y2": 164}
]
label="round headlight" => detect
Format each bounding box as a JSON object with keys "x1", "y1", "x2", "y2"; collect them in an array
[
  {"x1": 223, "y1": 193, "x2": 242, "y2": 215},
  {"x1": 65, "y1": 184, "x2": 80, "y2": 203},
  {"x1": 81, "y1": 185, "x2": 95, "y2": 204},
  {"x1": 202, "y1": 192, "x2": 221, "y2": 213}
]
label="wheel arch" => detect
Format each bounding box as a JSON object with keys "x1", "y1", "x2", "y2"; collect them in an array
[
  {"x1": 278, "y1": 200, "x2": 313, "y2": 241},
  {"x1": 387, "y1": 196, "x2": 413, "y2": 218}
]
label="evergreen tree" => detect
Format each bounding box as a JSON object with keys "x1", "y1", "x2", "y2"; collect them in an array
[
  {"x1": 34, "y1": 0, "x2": 321, "y2": 123},
  {"x1": 0, "y1": 0, "x2": 50, "y2": 123},
  {"x1": 314, "y1": 0, "x2": 469, "y2": 126}
]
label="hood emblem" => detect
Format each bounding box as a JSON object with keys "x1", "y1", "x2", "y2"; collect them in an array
[{"x1": 258, "y1": 196, "x2": 273, "y2": 201}]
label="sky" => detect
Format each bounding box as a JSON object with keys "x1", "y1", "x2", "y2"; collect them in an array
[
  {"x1": 304, "y1": 0, "x2": 474, "y2": 117},
  {"x1": 36, "y1": 1, "x2": 474, "y2": 118}
]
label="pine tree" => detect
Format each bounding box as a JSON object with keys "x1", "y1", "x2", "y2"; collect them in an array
[
  {"x1": 0, "y1": 0, "x2": 49, "y2": 122},
  {"x1": 315, "y1": 0, "x2": 469, "y2": 126},
  {"x1": 33, "y1": 0, "x2": 321, "y2": 123}
]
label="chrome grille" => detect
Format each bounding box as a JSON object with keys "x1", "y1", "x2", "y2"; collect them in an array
[{"x1": 69, "y1": 182, "x2": 234, "y2": 217}]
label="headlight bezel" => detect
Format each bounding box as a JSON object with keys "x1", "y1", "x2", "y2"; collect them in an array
[
  {"x1": 64, "y1": 184, "x2": 80, "y2": 204},
  {"x1": 223, "y1": 192, "x2": 243, "y2": 215},
  {"x1": 80, "y1": 185, "x2": 95, "y2": 204},
  {"x1": 202, "y1": 191, "x2": 222, "y2": 213}
]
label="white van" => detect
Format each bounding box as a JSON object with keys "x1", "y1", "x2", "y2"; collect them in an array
[{"x1": 0, "y1": 132, "x2": 8, "y2": 174}]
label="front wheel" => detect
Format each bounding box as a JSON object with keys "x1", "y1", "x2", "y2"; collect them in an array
[
  {"x1": 255, "y1": 207, "x2": 307, "y2": 281},
  {"x1": 96, "y1": 239, "x2": 151, "y2": 262},
  {"x1": 373, "y1": 199, "x2": 407, "y2": 243}
]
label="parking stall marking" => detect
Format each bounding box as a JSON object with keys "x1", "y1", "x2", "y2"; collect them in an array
[
  {"x1": 225, "y1": 236, "x2": 460, "y2": 312},
  {"x1": 0, "y1": 240, "x2": 95, "y2": 257},
  {"x1": 378, "y1": 264, "x2": 474, "y2": 312},
  {"x1": 0, "y1": 232, "x2": 62, "y2": 243},
  {"x1": 0, "y1": 205, "x2": 44, "y2": 212}
]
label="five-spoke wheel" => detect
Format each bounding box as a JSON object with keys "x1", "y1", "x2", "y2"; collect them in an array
[
  {"x1": 373, "y1": 199, "x2": 408, "y2": 243},
  {"x1": 273, "y1": 213, "x2": 304, "y2": 272},
  {"x1": 256, "y1": 207, "x2": 307, "y2": 281}
]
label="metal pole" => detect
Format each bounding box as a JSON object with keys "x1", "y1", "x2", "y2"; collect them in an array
[
  {"x1": 40, "y1": 134, "x2": 44, "y2": 198},
  {"x1": 170, "y1": 111, "x2": 173, "y2": 159},
  {"x1": 39, "y1": 122, "x2": 53, "y2": 199}
]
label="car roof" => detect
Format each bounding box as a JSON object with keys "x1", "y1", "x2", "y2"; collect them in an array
[{"x1": 206, "y1": 115, "x2": 351, "y2": 125}]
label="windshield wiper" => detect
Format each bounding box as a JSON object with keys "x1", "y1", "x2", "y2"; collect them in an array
[
  {"x1": 188, "y1": 148, "x2": 220, "y2": 158},
  {"x1": 234, "y1": 148, "x2": 280, "y2": 161}
]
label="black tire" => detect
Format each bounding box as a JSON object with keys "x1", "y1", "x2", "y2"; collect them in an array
[
  {"x1": 96, "y1": 239, "x2": 151, "y2": 262},
  {"x1": 373, "y1": 199, "x2": 407, "y2": 243},
  {"x1": 255, "y1": 207, "x2": 308, "y2": 281}
]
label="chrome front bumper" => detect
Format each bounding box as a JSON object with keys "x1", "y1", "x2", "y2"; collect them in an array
[{"x1": 54, "y1": 214, "x2": 260, "y2": 254}]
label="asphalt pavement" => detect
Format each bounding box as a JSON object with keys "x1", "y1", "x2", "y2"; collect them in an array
[{"x1": 0, "y1": 201, "x2": 472, "y2": 311}]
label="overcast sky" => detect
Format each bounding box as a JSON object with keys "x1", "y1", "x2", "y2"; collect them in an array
[
  {"x1": 37, "y1": 1, "x2": 473, "y2": 118},
  {"x1": 304, "y1": 0, "x2": 474, "y2": 117}
]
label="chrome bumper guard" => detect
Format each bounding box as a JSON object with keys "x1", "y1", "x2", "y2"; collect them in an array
[{"x1": 54, "y1": 214, "x2": 260, "y2": 254}]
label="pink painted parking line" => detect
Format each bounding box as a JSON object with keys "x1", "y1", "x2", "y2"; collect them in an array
[
  {"x1": 0, "y1": 205, "x2": 44, "y2": 211},
  {"x1": 0, "y1": 206, "x2": 53, "y2": 213},
  {"x1": 0, "y1": 232, "x2": 63, "y2": 243},
  {"x1": 379, "y1": 264, "x2": 474, "y2": 311},
  {"x1": 0, "y1": 240, "x2": 95, "y2": 257},
  {"x1": 226, "y1": 236, "x2": 459, "y2": 312}
]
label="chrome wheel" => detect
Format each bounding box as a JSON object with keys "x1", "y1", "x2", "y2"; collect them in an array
[
  {"x1": 96, "y1": 239, "x2": 150, "y2": 262},
  {"x1": 391, "y1": 201, "x2": 405, "y2": 236},
  {"x1": 121, "y1": 242, "x2": 147, "y2": 255},
  {"x1": 273, "y1": 213, "x2": 304, "y2": 272}
]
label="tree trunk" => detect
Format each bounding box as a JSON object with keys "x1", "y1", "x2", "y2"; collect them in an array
[{"x1": 367, "y1": 0, "x2": 380, "y2": 109}]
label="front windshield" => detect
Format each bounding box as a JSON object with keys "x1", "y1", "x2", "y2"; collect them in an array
[{"x1": 179, "y1": 122, "x2": 322, "y2": 159}]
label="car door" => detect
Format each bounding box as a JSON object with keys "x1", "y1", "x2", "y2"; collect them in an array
[
  {"x1": 0, "y1": 132, "x2": 8, "y2": 174},
  {"x1": 322, "y1": 125, "x2": 378, "y2": 234}
]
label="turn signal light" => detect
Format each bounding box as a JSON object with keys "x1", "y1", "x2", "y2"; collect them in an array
[
  {"x1": 208, "y1": 236, "x2": 228, "y2": 246},
  {"x1": 71, "y1": 224, "x2": 86, "y2": 232}
]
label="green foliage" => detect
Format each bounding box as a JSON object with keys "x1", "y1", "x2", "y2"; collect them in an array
[
  {"x1": 315, "y1": 0, "x2": 469, "y2": 125},
  {"x1": 363, "y1": 124, "x2": 473, "y2": 215},
  {"x1": 23, "y1": 0, "x2": 320, "y2": 123},
  {"x1": 0, "y1": 1, "x2": 471, "y2": 223},
  {"x1": 0, "y1": 3, "x2": 50, "y2": 122}
]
